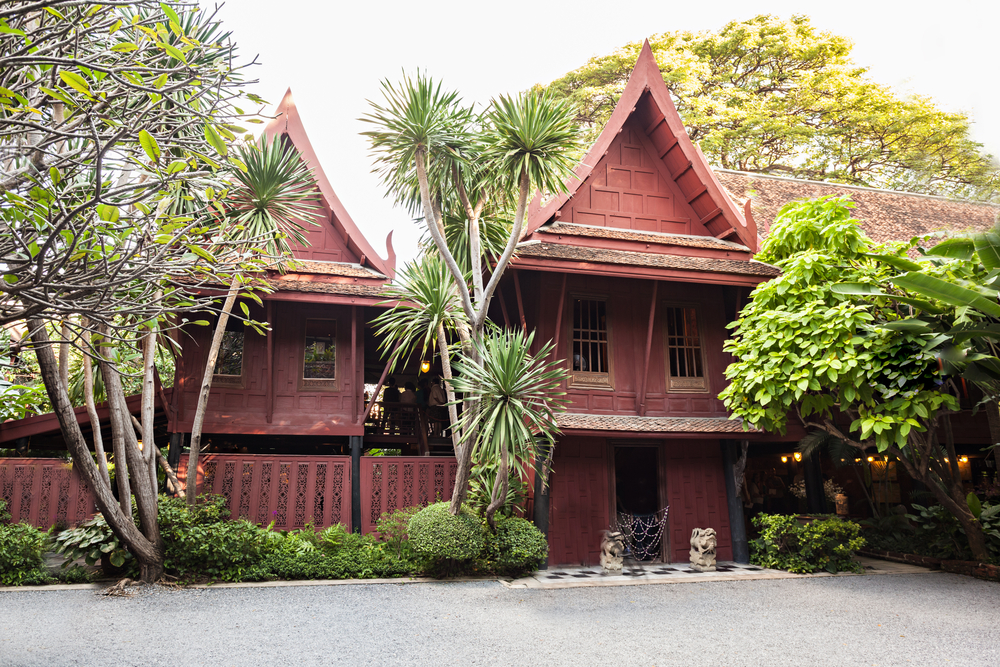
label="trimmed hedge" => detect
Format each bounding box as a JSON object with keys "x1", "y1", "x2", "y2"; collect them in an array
[
  {"x1": 408, "y1": 502, "x2": 485, "y2": 562},
  {"x1": 481, "y1": 516, "x2": 548, "y2": 576}
]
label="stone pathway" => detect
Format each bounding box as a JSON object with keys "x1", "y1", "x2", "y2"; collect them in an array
[{"x1": 503, "y1": 556, "x2": 937, "y2": 589}]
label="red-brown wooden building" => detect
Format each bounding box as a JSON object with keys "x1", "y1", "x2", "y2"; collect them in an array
[{"x1": 496, "y1": 42, "x2": 783, "y2": 565}]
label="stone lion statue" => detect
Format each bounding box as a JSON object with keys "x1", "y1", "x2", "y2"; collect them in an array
[
  {"x1": 689, "y1": 527, "x2": 717, "y2": 571},
  {"x1": 600, "y1": 530, "x2": 625, "y2": 572}
]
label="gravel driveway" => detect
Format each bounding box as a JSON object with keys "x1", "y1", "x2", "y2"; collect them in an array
[{"x1": 1, "y1": 573, "x2": 997, "y2": 666}]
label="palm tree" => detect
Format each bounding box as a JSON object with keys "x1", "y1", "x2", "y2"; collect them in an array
[
  {"x1": 185, "y1": 136, "x2": 322, "y2": 504},
  {"x1": 363, "y1": 74, "x2": 582, "y2": 513}
]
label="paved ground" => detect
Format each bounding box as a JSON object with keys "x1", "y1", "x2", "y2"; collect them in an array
[{"x1": 1, "y1": 568, "x2": 997, "y2": 666}]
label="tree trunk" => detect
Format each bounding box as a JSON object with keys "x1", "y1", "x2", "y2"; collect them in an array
[
  {"x1": 438, "y1": 323, "x2": 470, "y2": 515},
  {"x1": 99, "y1": 347, "x2": 164, "y2": 582},
  {"x1": 81, "y1": 324, "x2": 111, "y2": 488},
  {"x1": 186, "y1": 274, "x2": 240, "y2": 504},
  {"x1": 893, "y1": 445, "x2": 991, "y2": 563},
  {"x1": 28, "y1": 319, "x2": 163, "y2": 582},
  {"x1": 140, "y1": 321, "x2": 158, "y2": 493}
]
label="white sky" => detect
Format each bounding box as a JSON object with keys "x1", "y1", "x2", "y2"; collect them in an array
[{"x1": 209, "y1": 0, "x2": 999, "y2": 270}]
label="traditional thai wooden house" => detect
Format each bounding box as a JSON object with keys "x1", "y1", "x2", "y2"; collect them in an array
[{"x1": 491, "y1": 42, "x2": 784, "y2": 566}]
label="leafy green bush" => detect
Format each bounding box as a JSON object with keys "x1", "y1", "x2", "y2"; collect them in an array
[
  {"x1": 906, "y1": 501, "x2": 1000, "y2": 563},
  {"x1": 248, "y1": 531, "x2": 419, "y2": 581},
  {"x1": 57, "y1": 564, "x2": 92, "y2": 584},
  {"x1": 408, "y1": 501, "x2": 485, "y2": 564},
  {"x1": 53, "y1": 512, "x2": 133, "y2": 573},
  {"x1": 467, "y1": 467, "x2": 526, "y2": 519},
  {"x1": 751, "y1": 514, "x2": 865, "y2": 574},
  {"x1": 481, "y1": 516, "x2": 547, "y2": 576},
  {"x1": 0, "y1": 498, "x2": 11, "y2": 525},
  {"x1": 376, "y1": 506, "x2": 423, "y2": 559},
  {"x1": 0, "y1": 523, "x2": 52, "y2": 586}
]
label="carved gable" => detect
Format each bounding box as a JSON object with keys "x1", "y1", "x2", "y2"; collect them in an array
[{"x1": 557, "y1": 118, "x2": 711, "y2": 237}]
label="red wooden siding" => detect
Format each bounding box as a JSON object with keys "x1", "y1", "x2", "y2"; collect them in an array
[
  {"x1": 556, "y1": 119, "x2": 711, "y2": 238},
  {"x1": 287, "y1": 203, "x2": 359, "y2": 264},
  {"x1": 545, "y1": 438, "x2": 732, "y2": 565},
  {"x1": 173, "y1": 301, "x2": 364, "y2": 436},
  {"x1": 360, "y1": 457, "x2": 458, "y2": 534},
  {"x1": 528, "y1": 272, "x2": 730, "y2": 419},
  {"x1": 663, "y1": 440, "x2": 732, "y2": 562},
  {"x1": 178, "y1": 453, "x2": 351, "y2": 531},
  {"x1": 546, "y1": 437, "x2": 610, "y2": 566},
  {"x1": 0, "y1": 459, "x2": 95, "y2": 528}
]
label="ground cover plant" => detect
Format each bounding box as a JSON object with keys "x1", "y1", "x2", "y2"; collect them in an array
[
  {"x1": 25, "y1": 495, "x2": 548, "y2": 584},
  {"x1": 751, "y1": 514, "x2": 866, "y2": 574}
]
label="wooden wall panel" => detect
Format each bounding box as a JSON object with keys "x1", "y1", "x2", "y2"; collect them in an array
[
  {"x1": 532, "y1": 272, "x2": 730, "y2": 418},
  {"x1": 558, "y1": 120, "x2": 711, "y2": 237},
  {"x1": 287, "y1": 205, "x2": 358, "y2": 264},
  {"x1": 546, "y1": 437, "x2": 733, "y2": 566},
  {"x1": 547, "y1": 436, "x2": 610, "y2": 566},
  {"x1": 173, "y1": 300, "x2": 362, "y2": 436},
  {"x1": 663, "y1": 439, "x2": 732, "y2": 562}
]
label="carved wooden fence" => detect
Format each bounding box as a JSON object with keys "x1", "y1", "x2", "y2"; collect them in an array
[
  {"x1": 3, "y1": 454, "x2": 459, "y2": 536},
  {"x1": 178, "y1": 454, "x2": 351, "y2": 532},
  {"x1": 360, "y1": 457, "x2": 458, "y2": 534},
  {"x1": 0, "y1": 458, "x2": 95, "y2": 528}
]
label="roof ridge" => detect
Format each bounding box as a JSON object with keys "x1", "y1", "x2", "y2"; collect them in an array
[{"x1": 717, "y1": 169, "x2": 1000, "y2": 208}]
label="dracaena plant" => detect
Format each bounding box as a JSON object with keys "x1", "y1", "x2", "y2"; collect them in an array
[{"x1": 363, "y1": 73, "x2": 582, "y2": 514}]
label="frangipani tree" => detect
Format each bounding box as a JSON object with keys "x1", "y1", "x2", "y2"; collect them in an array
[
  {"x1": 721, "y1": 196, "x2": 992, "y2": 561},
  {"x1": 0, "y1": 0, "x2": 273, "y2": 581},
  {"x1": 363, "y1": 73, "x2": 581, "y2": 520}
]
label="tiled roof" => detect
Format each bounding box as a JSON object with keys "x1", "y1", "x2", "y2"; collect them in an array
[
  {"x1": 515, "y1": 242, "x2": 780, "y2": 277},
  {"x1": 267, "y1": 280, "x2": 387, "y2": 298},
  {"x1": 717, "y1": 170, "x2": 1000, "y2": 244},
  {"x1": 556, "y1": 413, "x2": 756, "y2": 433},
  {"x1": 276, "y1": 259, "x2": 387, "y2": 279},
  {"x1": 537, "y1": 222, "x2": 748, "y2": 252}
]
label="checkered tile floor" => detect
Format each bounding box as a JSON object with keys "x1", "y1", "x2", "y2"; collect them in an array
[{"x1": 541, "y1": 562, "x2": 764, "y2": 580}]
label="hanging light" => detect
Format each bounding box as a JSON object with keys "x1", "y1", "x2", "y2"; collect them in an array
[
  {"x1": 960, "y1": 456, "x2": 969, "y2": 463},
  {"x1": 793, "y1": 452, "x2": 802, "y2": 462},
  {"x1": 867, "y1": 456, "x2": 874, "y2": 462},
  {"x1": 420, "y1": 360, "x2": 431, "y2": 374},
  {"x1": 781, "y1": 456, "x2": 788, "y2": 463}
]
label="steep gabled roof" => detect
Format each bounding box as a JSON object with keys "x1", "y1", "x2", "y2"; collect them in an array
[
  {"x1": 264, "y1": 89, "x2": 395, "y2": 279},
  {"x1": 525, "y1": 41, "x2": 757, "y2": 252}
]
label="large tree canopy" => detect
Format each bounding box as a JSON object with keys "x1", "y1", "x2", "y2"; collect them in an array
[
  {"x1": 540, "y1": 15, "x2": 998, "y2": 201},
  {"x1": 721, "y1": 196, "x2": 994, "y2": 560}
]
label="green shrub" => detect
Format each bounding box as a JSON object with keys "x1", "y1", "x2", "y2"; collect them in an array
[
  {"x1": 408, "y1": 501, "x2": 485, "y2": 563},
  {"x1": 163, "y1": 518, "x2": 273, "y2": 581},
  {"x1": 53, "y1": 513, "x2": 133, "y2": 574},
  {"x1": 751, "y1": 514, "x2": 865, "y2": 574},
  {"x1": 57, "y1": 564, "x2": 92, "y2": 584},
  {"x1": 248, "y1": 531, "x2": 419, "y2": 581},
  {"x1": 0, "y1": 498, "x2": 11, "y2": 524},
  {"x1": 481, "y1": 516, "x2": 547, "y2": 576},
  {"x1": 467, "y1": 467, "x2": 526, "y2": 519},
  {"x1": 376, "y1": 506, "x2": 422, "y2": 558},
  {"x1": 0, "y1": 523, "x2": 52, "y2": 586},
  {"x1": 905, "y1": 501, "x2": 1000, "y2": 563}
]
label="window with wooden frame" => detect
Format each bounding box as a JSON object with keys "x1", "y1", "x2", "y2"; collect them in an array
[
  {"x1": 569, "y1": 297, "x2": 613, "y2": 389},
  {"x1": 664, "y1": 306, "x2": 707, "y2": 391},
  {"x1": 301, "y1": 318, "x2": 337, "y2": 391},
  {"x1": 212, "y1": 315, "x2": 246, "y2": 387}
]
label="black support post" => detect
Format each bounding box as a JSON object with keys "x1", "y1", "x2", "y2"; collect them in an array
[
  {"x1": 350, "y1": 435, "x2": 362, "y2": 533},
  {"x1": 721, "y1": 439, "x2": 749, "y2": 564},
  {"x1": 805, "y1": 449, "x2": 825, "y2": 515},
  {"x1": 167, "y1": 432, "x2": 182, "y2": 469}
]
